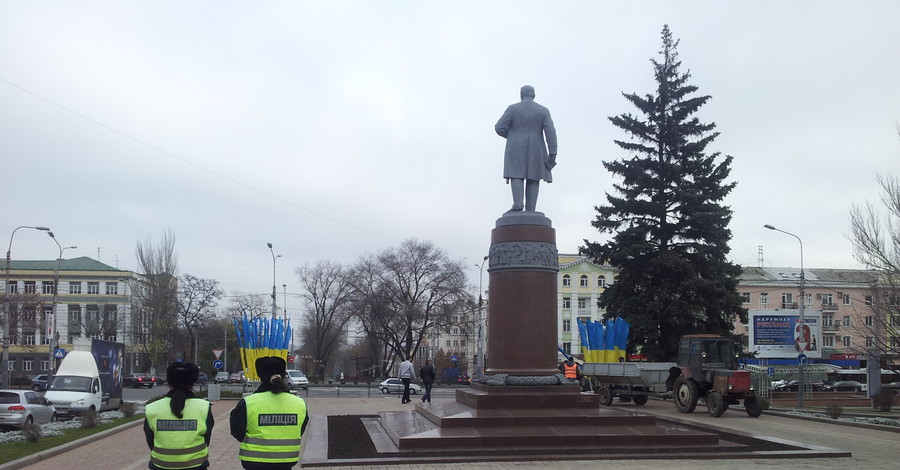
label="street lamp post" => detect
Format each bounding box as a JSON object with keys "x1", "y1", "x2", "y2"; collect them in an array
[
  {"x1": 266, "y1": 243, "x2": 281, "y2": 320},
  {"x1": 474, "y1": 255, "x2": 488, "y2": 380},
  {"x1": 47, "y1": 232, "x2": 75, "y2": 387},
  {"x1": 764, "y1": 224, "x2": 806, "y2": 408},
  {"x1": 3, "y1": 225, "x2": 51, "y2": 389}
]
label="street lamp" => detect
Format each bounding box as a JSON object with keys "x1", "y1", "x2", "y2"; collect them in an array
[
  {"x1": 764, "y1": 224, "x2": 806, "y2": 408},
  {"x1": 3, "y1": 225, "x2": 51, "y2": 389},
  {"x1": 47, "y1": 231, "x2": 75, "y2": 387},
  {"x1": 266, "y1": 243, "x2": 281, "y2": 320},
  {"x1": 474, "y1": 255, "x2": 488, "y2": 380}
]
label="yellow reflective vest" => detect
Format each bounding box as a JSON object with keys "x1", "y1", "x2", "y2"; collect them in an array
[
  {"x1": 146, "y1": 397, "x2": 211, "y2": 469},
  {"x1": 239, "y1": 391, "x2": 307, "y2": 464}
]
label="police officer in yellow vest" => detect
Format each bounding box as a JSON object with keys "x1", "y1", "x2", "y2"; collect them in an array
[
  {"x1": 144, "y1": 362, "x2": 213, "y2": 470},
  {"x1": 230, "y1": 356, "x2": 309, "y2": 470}
]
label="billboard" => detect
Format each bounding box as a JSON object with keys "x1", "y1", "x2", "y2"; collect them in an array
[{"x1": 749, "y1": 311, "x2": 822, "y2": 359}]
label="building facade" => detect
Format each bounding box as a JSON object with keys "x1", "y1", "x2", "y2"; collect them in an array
[
  {"x1": 2, "y1": 257, "x2": 137, "y2": 381},
  {"x1": 557, "y1": 254, "x2": 617, "y2": 358}
]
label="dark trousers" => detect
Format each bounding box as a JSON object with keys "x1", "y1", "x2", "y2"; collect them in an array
[
  {"x1": 422, "y1": 382, "x2": 433, "y2": 402},
  {"x1": 401, "y1": 377, "x2": 411, "y2": 403}
]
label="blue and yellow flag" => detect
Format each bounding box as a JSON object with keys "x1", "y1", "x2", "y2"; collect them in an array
[{"x1": 233, "y1": 313, "x2": 292, "y2": 381}]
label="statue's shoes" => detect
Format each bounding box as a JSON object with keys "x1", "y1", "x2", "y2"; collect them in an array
[{"x1": 506, "y1": 205, "x2": 524, "y2": 212}]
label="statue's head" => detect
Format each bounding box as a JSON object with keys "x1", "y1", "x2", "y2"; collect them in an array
[{"x1": 520, "y1": 85, "x2": 535, "y2": 99}]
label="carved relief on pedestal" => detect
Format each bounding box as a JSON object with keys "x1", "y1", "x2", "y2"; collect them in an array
[{"x1": 488, "y1": 241, "x2": 559, "y2": 273}]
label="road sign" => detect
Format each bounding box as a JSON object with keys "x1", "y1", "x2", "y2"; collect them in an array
[
  {"x1": 213, "y1": 359, "x2": 223, "y2": 370},
  {"x1": 767, "y1": 367, "x2": 774, "y2": 376},
  {"x1": 54, "y1": 348, "x2": 66, "y2": 359},
  {"x1": 450, "y1": 355, "x2": 458, "y2": 362},
  {"x1": 797, "y1": 353, "x2": 808, "y2": 365},
  {"x1": 212, "y1": 349, "x2": 224, "y2": 359}
]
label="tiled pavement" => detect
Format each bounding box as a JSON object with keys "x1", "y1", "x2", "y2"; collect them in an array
[{"x1": 2, "y1": 396, "x2": 899, "y2": 470}]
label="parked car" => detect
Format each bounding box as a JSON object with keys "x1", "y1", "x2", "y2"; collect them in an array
[
  {"x1": 379, "y1": 378, "x2": 422, "y2": 395},
  {"x1": 214, "y1": 372, "x2": 229, "y2": 384},
  {"x1": 31, "y1": 374, "x2": 49, "y2": 392},
  {"x1": 824, "y1": 381, "x2": 865, "y2": 392},
  {"x1": 286, "y1": 370, "x2": 308, "y2": 390},
  {"x1": 773, "y1": 380, "x2": 824, "y2": 392},
  {"x1": 457, "y1": 374, "x2": 471, "y2": 385},
  {"x1": 881, "y1": 382, "x2": 900, "y2": 394},
  {"x1": 0, "y1": 390, "x2": 57, "y2": 430},
  {"x1": 228, "y1": 372, "x2": 246, "y2": 384},
  {"x1": 196, "y1": 372, "x2": 208, "y2": 386},
  {"x1": 123, "y1": 373, "x2": 157, "y2": 388}
]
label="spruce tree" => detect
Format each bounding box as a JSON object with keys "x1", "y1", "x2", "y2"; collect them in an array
[{"x1": 582, "y1": 25, "x2": 746, "y2": 361}]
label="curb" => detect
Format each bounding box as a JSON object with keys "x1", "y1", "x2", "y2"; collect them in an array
[
  {"x1": 764, "y1": 409, "x2": 900, "y2": 433},
  {"x1": 0, "y1": 419, "x2": 144, "y2": 470}
]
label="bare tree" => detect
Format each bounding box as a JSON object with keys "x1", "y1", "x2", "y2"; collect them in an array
[
  {"x1": 849, "y1": 173, "x2": 900, "y2": 371},
  {"x1": 133, "y1": 230, "x2": 179, "y2": 373},
  {"x1": 227, "y1": 293, "x2": 268, "y2": 320},
  {"x1": 295, "y1": 261, "x2": 355, "y2": 380},
  {"x1": 349, "y1": 239, "x2": 471, "y2": 377},
  {"x1": 177, "y1": 274, "x2": 223, "y2": 363}
]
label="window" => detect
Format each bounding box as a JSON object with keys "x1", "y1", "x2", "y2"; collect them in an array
[
  {"x1": 42, "y1": 282, "x2": 55, "y2": 294},
  {"x1": 823, "y1": 315, "x2": 833, "y2": 327},
  {"x1": 445, "y1": 340, "x2": 450, "y2": 347},
  {"x1": 866, "y1": 337, "x2": 875, "y2": 348},
  {"x1": 6, "y1": 361, "x2": 12, "y2": 372},
  {"x1": 460, "y1": 340, "x2": 465, "y2": 347},
  {"x1": 823, "y1": 336, "x2": 834, "y2": 347},
  {"x1": 804, "y1": 293, "x2": 812, "y2": 307},
  {"x1": 106, "y1": 283, "x2": 118, "y2": 295},
  {"x1": 843, "y1": 294, "x2": 851, "y2": 306},
  {"x1": 760, "y1": 292, "x2": 768, "y2": 308},
  {"x1": 87, "y1": 282, "x2": 100, "y2": 294},
  {"x1": 577, "y1": 298, "x2": 587, "y2": 310},
  {"x1": 41, "y1": 360, "x2": 49, "y2": 371},
  {"x1": 892, "y1": 315, "x2": 900, "y2": 327},
  {"x1": 865, "y1": 295, "x2": 873, "y2": 306},
  {"x1": 562, "y1": 319, "x2": 571, "y2": 332},
  {"x1": 740, "y1": 292, "x2": 751, "y2": 304},
  {"x1": 23, "y1": 334, "x2": 35, "y2": 345},
  {"x1": 891, "y1": 336, "x2": 899, "y2": 348},
  {"x1": 69, "y1": 282, "x2": 81, "y2": 294},
  {"x1": 562, "y1": 275, "x2": 571, "y2": 287},
  {"x1": 841, "y1": 336, "x2": 851, "y2": 348},
  {"x1": 842, "y1": 315, "x2": 851, "y2": 327},
  {"x1": 6, "y1": 281, "x2": 17, "y2": 293},
  {"x1": 452, "y1": 340, "x2": 459, "y2": 347},
  {"x1": 579, "y1": 275, "x2": 588, "y2": 287},
  {"x1": 562, "y1": 297, "x2": 571, "y2": 309},
  {"x1": 781, "y1": 293, "x2": 794, "y2": 308},
  {"x1": 452, "y1": 328, "x2": 459, "y2": 335},
  {"x1": 598, "y1": 275, "x2": 607, "y2": 288},
  {"x1": 23, "y1": 360, "x2": 32, "y2": 371},
  {"x1": 821, "y1": 293, "x2": 833, "y2": 305},
  {"x1": 865, "y1": 316, "x2": 874, "y2": 327},
  {"x1": 562, "y1": 342, "x2": 572, "y2": 354},
  {"x1": 25, "y1": 281, "x2": 36, "y2": 294}
]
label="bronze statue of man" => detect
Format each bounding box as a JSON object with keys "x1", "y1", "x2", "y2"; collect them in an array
[{"x1": 495, "y1": 85, "x2": 558, "y2": 212}]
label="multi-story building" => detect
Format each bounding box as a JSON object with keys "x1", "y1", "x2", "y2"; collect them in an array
[
  {"x1": 557, "y1": 254, "x2": 617, "y2": 358},
  {"x1": 2, "y1": 257, "x2": 138, "y2": 381},
  {"x1": 736, "y1": 266, "x2": 891, "y2": 367}
]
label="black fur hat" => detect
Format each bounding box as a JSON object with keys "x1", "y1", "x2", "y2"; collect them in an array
[
  {"x1": 167, "y1": 361, "x2": 200, "y2": 387},
  {"x1": 256, "y1": 356, "x2": 287, "y2": 382}
]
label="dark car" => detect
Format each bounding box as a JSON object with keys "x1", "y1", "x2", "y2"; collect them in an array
[
  {"x1": 31, "y1": 374, "x2": 49, "y2": 392},
  {"x1": 196, "y1": 372, "x2": 208, "y2": 386},
  {"x1": 773, "y1": 380, "x2": 824, "y2": 392},
  {"x1": 825, "y1": 381, "x2": 865, "y2": 392},
  {"x1": 228, "y1": 372, "x2": 246, "y2": 384},
  {"x1": 123, "y1": 373, "x2": 157, "y2": 388},
  {"x1": 457, "y1": 374, "x2": 471, "y2": 385}
]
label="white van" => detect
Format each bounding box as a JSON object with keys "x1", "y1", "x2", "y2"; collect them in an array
[{"x1": 44, "y1": 351, "x2": 103, "y2": 418}]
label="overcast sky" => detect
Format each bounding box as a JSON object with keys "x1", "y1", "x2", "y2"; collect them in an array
[{"x1": 2, "y1": 1, "x2": 898, "y2": 316}]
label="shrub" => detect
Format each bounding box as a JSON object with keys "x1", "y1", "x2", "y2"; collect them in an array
[
  {"x1": 825, "y1": 404, "x2": 843, "y2": 419},
  {"x1": 874, "y1": 388, "x2": 894, "y2": 413},
  {"x1": 22, "y1": 422, "x2": 42, "y2": 443},
  {"x1": 80, "y1": 409, "x2": 100, "y2": 429},
  {"x1": 120, "y1": 401, "x2": 138, "y2": 418},
  {"x1": 760, "y1": 397, "x2": 771, "y2": 410}
]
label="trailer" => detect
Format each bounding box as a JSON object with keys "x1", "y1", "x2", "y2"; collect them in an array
[{"x1": 581, "y1": 361, "x2": 678, "y2": 406}]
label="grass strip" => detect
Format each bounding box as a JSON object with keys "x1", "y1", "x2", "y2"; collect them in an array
[{"x1": 0, "y1": 415, "x2": 143, "y2": 464}]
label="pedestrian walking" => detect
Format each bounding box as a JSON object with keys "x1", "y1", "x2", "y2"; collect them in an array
[
  {"x1": 144, "y1": 362, "x2": 213, "y2": 470},
  {"x1": 419, "y1": 359, "x2": 436, "y2": 403},
  {"x1": 230, "y1": 356, "x2": 309, "y2": 469},
  {"x1": 398, "y1": 356, "x2": 416, "y2": 404}
]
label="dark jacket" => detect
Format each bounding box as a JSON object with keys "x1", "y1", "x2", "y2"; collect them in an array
[{"x1": 419, "y1": 364, "x2": 436, "y2": 384}]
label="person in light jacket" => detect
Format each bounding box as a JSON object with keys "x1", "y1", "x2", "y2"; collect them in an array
[
  {"x1": 144, "y1": 362, "x2": 213, "y2": 470},
  {"x1": 398, "y1": 356, "x2": 416, "y2": 404}
]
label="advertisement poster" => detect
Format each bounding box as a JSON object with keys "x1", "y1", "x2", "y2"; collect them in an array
[
  {"x1": 91, "y1": 339, "x2": 125, "y2": 401},
  {"x1": 749, "y1": 311, "x2": 822, "y2": 359}
]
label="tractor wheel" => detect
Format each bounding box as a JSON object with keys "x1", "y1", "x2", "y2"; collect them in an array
[
  {"x1": 673, "y1": 377, "x2": 699, "y2": 413},
  {"x1": 706, "y1": 391, "x2": 725, "y2": 417},
  {"x1": 744, "y1": 394, "x2": 763, "y2": 418},
  {"x1": 632, "y1": 395, "x2": 649, "y2": 406},
  {"x1": 597, "y1": 386, "x2": 614, "y2": 406}
]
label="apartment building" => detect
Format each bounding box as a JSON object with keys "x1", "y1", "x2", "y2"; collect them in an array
[{"x1": 557, "y1": 254, "x2": 617, "y2": 357}]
